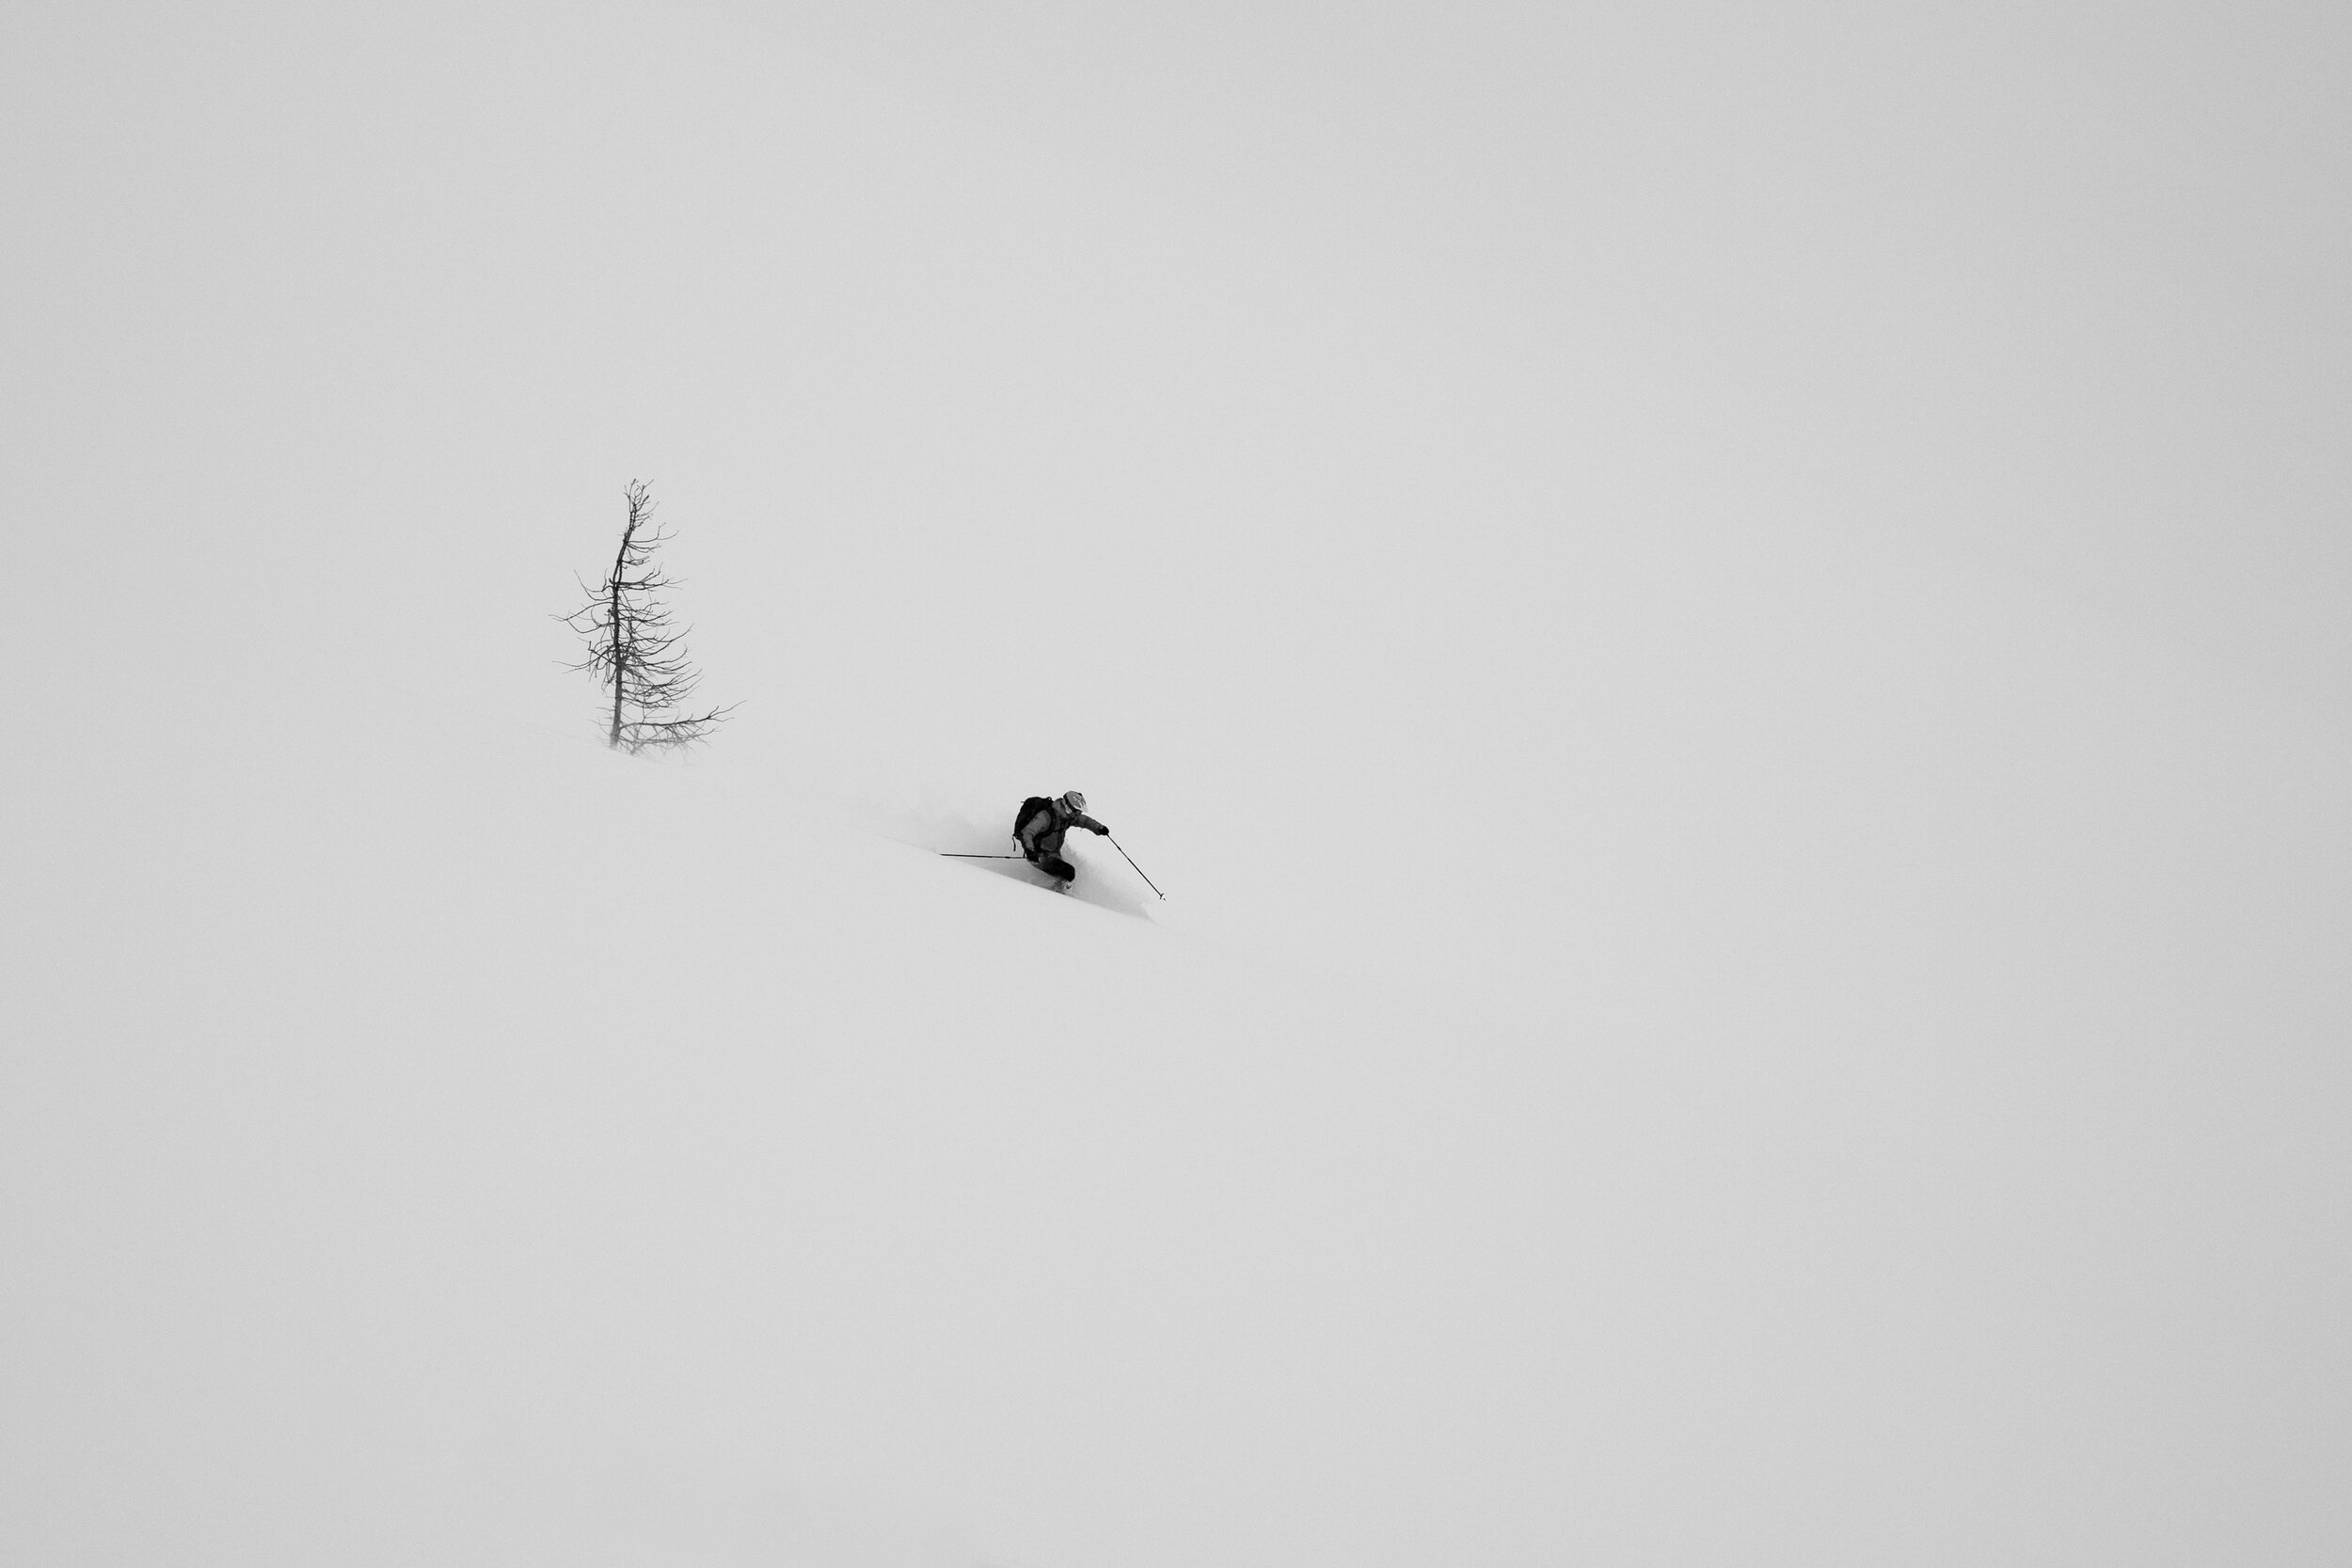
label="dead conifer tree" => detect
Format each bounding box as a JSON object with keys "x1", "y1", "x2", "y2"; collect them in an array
[{"x1": 561, "y1": 480, "x2": 737, "y2": 752}]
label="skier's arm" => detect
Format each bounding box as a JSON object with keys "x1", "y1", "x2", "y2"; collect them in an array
[{"x1": 1073, "y1": 812, "x2": 1109, "y2": 835}]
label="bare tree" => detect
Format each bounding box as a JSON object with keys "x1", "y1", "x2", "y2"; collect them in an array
[{"x1": 562, "y1": 480, "x2": 737, "y2": 752}]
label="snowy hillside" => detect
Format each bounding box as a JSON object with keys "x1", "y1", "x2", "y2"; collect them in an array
[
  {"x1": 10, "y1": 654, "x2": 2352, "y2": 1567},
  {"x1": 4, "y1": 677, "x2": 2336, "y2": 1567},
  {"x1": 8, "y1": 1, "x2": 2352, "y2": 1564},
  {"x1": 10, "y1": 713, "x2": 1457, "y2": 1567}
]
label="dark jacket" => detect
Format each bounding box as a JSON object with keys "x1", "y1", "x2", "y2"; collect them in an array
[{"x1": 1016, "y1": 798, "x2": 1106, "y2": 859}]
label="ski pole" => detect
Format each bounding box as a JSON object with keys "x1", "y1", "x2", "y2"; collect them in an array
[
  {"x1": 1106, "y1": 835, "x2": 1165, "y2": 899},
  {"x1": 940, "y1": 851, "x2": 1024, "y2": 859}
]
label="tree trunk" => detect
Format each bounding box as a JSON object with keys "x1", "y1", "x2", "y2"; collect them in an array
[{"x1": 607, "y1": 513, "x2": 632, "y2": 748}]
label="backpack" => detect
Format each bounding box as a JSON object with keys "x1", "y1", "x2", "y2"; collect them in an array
[{"x1": 1013, "y1": 796, "x2": 1056, "y2": 846}]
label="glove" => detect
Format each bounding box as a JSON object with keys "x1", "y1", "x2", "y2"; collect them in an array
[{"x1": 1092, "y1": 823, "x2": 1110, "y2": 835}]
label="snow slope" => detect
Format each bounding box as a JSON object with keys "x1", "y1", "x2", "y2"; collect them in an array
[
  {"x1": 7, "y1": 655, "x2": 2351, "y2": 1566},
  {"x1": 7, "y1": 2, "x2": 2352, "y2": 1563}
]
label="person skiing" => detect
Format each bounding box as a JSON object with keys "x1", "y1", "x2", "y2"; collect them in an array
[{"x1": 1013, "y1": 790, "x2": 1108, "y2": 891}]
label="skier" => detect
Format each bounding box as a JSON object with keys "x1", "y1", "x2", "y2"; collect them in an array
[{"x1": 1013, "y1": 790, "x2": 1108, "y2": 891}]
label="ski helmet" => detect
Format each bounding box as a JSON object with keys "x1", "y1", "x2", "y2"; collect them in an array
[{"x1": 1061, "y1": 790, "x2": 1087, "y2": 813}]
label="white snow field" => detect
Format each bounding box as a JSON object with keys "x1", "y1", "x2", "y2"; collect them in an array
[
  {"x1": 7, "y1": 621, "x2": 2350, "y2": 1568},
  {"x1": 8, "y1": 1, "x2": 2352, "y2": 1564}
]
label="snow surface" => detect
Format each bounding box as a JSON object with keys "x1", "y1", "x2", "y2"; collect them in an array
[
  {"x1": 8, "y1": 625, "x2": 2351, "y2": 1568},
  {"x1": 8, "y1": 2, "x2": 2352, "y2": 1564}
]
